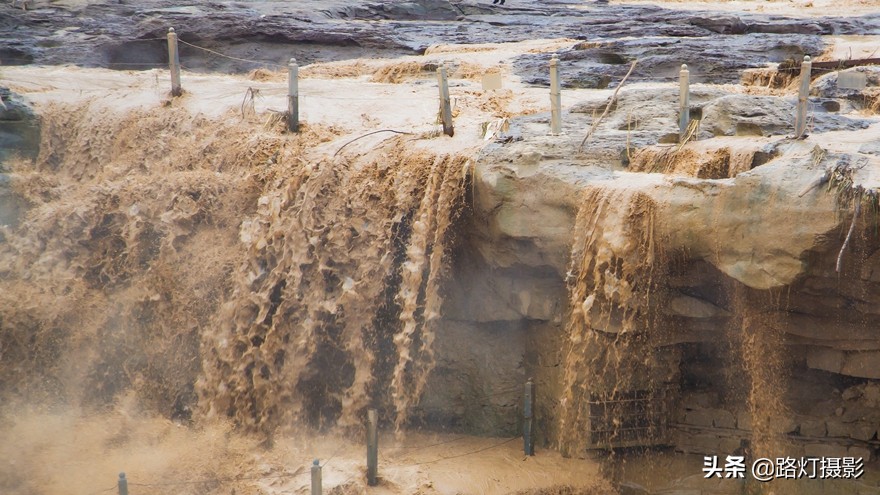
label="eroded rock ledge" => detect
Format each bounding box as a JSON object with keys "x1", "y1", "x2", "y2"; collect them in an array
[{"x1": 422, "y1": 65, "x2": 880, "y2": 459}]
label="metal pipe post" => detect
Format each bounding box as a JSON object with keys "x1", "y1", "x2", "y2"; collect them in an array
[
  {"x1": 437, "y1": 65, "x2": 454, "y2": 137},
  {"x1": 288, "y1": 57, "x2": 300, "y2": 133},
  {"x1": 550, "y1": 54, "x2": 562, "y2": 135},
  {"x1": 367, "y1": 409, "x2": 378, "y2": 486},
  {"x1": 524, "y1": 378, "x2": 535, "y2": 456},
  {"x1": 117, "y1": 473, "x2": 128, "y2": 495},
  {"x1": 310, "y1": 459, "x2": 322, "y2": 495},
  {"x1": 795, "y1": 55, "x2": 812, "y2": 138},
  {"x1": 678, "y1": 64, "x2": 690, "y2": 141},
  {"x1": 167, "y1": 28, "x2": 181, "y2": 97}
]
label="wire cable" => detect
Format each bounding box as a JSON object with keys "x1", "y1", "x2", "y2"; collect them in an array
[
  {"x1": 412, "y1": 385, "x2": 523, "y2": 412},
  {"x1": 390, "y1": 435, "x2": 469, "y2": 452},
  {"x1": 402, "y1": 436, "x2": 519, "y2": 466},
  {"x1": 328, "y1": 437, "x2": 518, "y2": 488},
  {"x1": 126, "y1": 466, "x2": 304, "y2": 488},
  {"x1": 334, "y1": 129, "x2": 414, "y2": 157},
  {"x1": 85, "y1": 484, "x2": 117, "y2": 495},
  {"x1": 113, "y1": 37, "x2": 168, "y2": 42},
  {"x1": 320, "y1": 441, "x2": 350, "y2": 468},
  {"x1": 177, "y1": 39, "x2": 286, "y2": 69}
]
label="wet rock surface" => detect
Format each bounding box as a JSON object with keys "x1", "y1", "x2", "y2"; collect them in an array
[
  {"x1": 700, "y1": 94, "x2": 871, "y2": 137},
  {"x1": 0, "y1": 88, "x2": 39, "y2": 163},
  {"x1": 3, "y1": 0, "x2": 879, "y2": 75},
  {"x1": 0, "y1": 88, "x2": 39, "y2": 229},
  {"x1": 515, "y1": 33, "x2": 823, "y2": 88}
]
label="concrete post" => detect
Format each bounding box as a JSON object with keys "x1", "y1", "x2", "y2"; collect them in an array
[
  {"x1": 437, "y1": 65, "x2": 454, "y2": 137},
  {"x1": 288, "y1": 57, "x2": 300, "y2": 133},
  {"x1": 550, "y1": 54, "x2": 562, "y2": 135},
  {"x1": 117, "y1": 473, "x2": 128, "y2": 495},
  {"x1": 524, "y1": 378, "x2": 535, "y2": 456},
  {"x1": 310, "y1": 459, "x2": 322, "y2": 495},
  {"x1": 367, "y1": 409, "x2": 378, "y2": 486},
  {"x1": 795, "y1": 55, "x2": 812, "y2": 138},
  {"x1": 678, "y1": 64, "x2": 690, "y2": 141},
  {"x1": 167, "y1": 28, "x2": 181, "y2": 97}
]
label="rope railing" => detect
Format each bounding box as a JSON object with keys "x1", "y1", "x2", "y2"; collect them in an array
[
  {"x1": 69, "y1": 381, "x2": 535, "y2": 495},
  {"x1": 127, "y1": 469, "x2": 303, "y2": 487},
  {"x1": 85, "y1": 433, "x2": 519, "y2": 494},
  {"x1": 67, "y1": 379, "x2": 533, "y2": 495},
  {"x1": 2, "y1": 26, "x2": 852, "y2": 142}
]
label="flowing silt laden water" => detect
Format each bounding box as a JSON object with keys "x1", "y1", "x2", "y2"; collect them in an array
[
  {"x1": 4, "y1": 1, "x2": 880, "y2": 491},
  {"x1": 199, "y1": 141, "x2": 469, "y2": 435},
  {"x1": 556, "y1": 186, "x2": 676, "y2": 457},
  {"x1": 0, "y1": 99, "x2": 471, "y2": 437},
  {"x1": 0, "y1": 97, "x2": 483, "y2": 492}
]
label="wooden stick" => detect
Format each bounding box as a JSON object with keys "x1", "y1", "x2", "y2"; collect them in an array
[
  {"x1": 836, "y1": 201, "x2": 861, "y2": 273},
  {"x1": 579, "y1": 60, "x2": 637, "y2": 150},
  {"x1": 797, "y1": 169, "x2": 832, "y2": 197},
  {"x1": 676, "y1": 118, "x2": 700, "y2": 152}
]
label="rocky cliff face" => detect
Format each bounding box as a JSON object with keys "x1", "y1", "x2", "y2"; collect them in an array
[
  {"x1": 0, "y1": 88, "x2": 39, "y2": 228},
  {"x1": 439, "y1": 63, "x2": 880, "y2": 460},
  {"x1": 5, "y1": 0, "x2": 878, "y2": 72}
]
